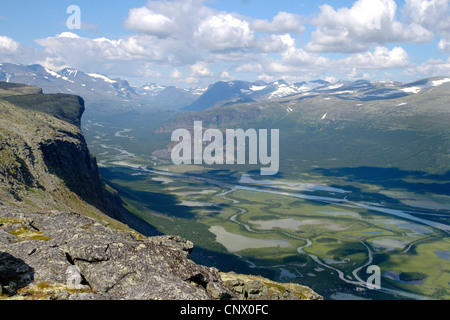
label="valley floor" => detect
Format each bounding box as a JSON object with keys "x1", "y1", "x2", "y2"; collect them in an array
[{"x1": 89, "y1": 139, "x2": 450, "y2": 300}]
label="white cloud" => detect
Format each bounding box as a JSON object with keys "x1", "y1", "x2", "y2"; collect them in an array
[
  {"x1": 123, "y1": 0, "x2": 299, "y2": 57},
  {"x1": 185, "y1": 77, "x2": 199, "y2": 84},
  {"x1": 339, "y1": 46, "x2": 411, "y2": 69},
  {"x1": 194, "y1": 13, "x2": 254, "y2": 52},
  {"x1": 190, "y1": 62, "x2": 213, "y2": 77},
  {"x1": 235, "y1": 47, "x2": 331, "y2": 79},
  {"x1": 56, "y1": 32, "x2": 80, "y2": 39},
  {"x1": 404, "y1": 0, "x2": 450, "y2": 52},
  {"x1": 0, "y1": 35, "x2": 42, "y2": 66},
  {"x1": 0, "y1": 35, "x2": 20, "y2": 54},
  {"x1": 220, "y1": 71, "x2": 232, "y2": 80},
  {"x1": 256, "y1": 34, "x2": 296, "y2": 53},
  {"x1": 122, "y1": 0, "x2": 211, "y2": 65},
  {"x1": 280, "y1": 47, "x2": 330, "y2": 68},
  {"x1": 438, "y1": 38, "x2": 450, "y2": 53},
  {"x1": 236, "y1": 46, "x2": 412, "y2": 82},
  {"x1": 257, "y1": 74, "x2": 275, "y2": 82},
  {"x1": 170, "y1": 68, "x2": 182, "y2": 79},
  {"x1": 306, "y1": 0, "x2": 433, "y2": 53},
  {"x1": 236, "y1": 62, "x2": 264, "y2": 73},
  {"x1": 124, "y1": 7, "x2": 175, "y2": 38},
  {"x1": 404, "y1": 56, "x2": 450, "y2": 77},
  {"x1": 404, "y1": 0, "x2": 450, "y2": 32},
  {"x1": 251, "y1": 12, "x2": 305, "y2": 34},
  {"x1": 34, "y1": 32, "x2": 168, "y2": 78}
]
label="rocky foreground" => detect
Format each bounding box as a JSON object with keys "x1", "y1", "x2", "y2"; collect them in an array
[{"x1": 0, "y1": 206, "x2": 322, "y2": 300}]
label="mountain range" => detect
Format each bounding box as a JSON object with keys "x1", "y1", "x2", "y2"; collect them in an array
[
  {"x1": 3, "y1": 62, "x2": 448, "y2": 114},
  {"x1": 0, "y1": 63, "x2": 205, "y2": 112}
]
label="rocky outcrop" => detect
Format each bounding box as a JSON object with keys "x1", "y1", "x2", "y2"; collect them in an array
[
  {"x1": 221, "y1": 272, "x2": 323, "y2": 300},
  {"x1": 0, "y1": 207, "x2": 238, "y2": 300},
  {"x1": 0, "y1": 206, "x2": 322, "y2": 300}
]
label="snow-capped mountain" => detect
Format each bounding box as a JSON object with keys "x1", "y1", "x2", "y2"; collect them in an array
[
  {"x1": 0, "y1": 63, "x2": 140, "y2": 102},
  {"x1": 247, "y1": 79, "x2": 329, "y2": 100},
  {"x1": 311, "y1": 77, "x2": 450, "y2": 101},
  {"x1": 0, "y1": 63, "x2": 207, "y2": 111},
  {"x1": 1, "y1": 63, "x2": 449, "y2": 113},
  {"x1": 182, "y1": 79, "x2": 334, "y2": 111}
]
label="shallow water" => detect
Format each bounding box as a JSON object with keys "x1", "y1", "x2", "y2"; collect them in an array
[
  {"x1": 208, "y1": 225, "x2": 291, "y2": 252},
  {"x1": 434, "y1": 250, "x2": 450, "y2": 260}
]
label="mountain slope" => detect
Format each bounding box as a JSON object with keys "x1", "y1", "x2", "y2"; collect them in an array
[
  {"x1": 184, "y1": 80, "x2": 253, "y2": 111},
  {"x1": 137, "y1": 85, "x2": 198, "y2": 109},
  {"x1": 0, "y1": 63, "x2": 138, "y2": 100},
  {"x1": 157, "y1": 77, "x2": 450, "y2": 175},
  {"x1": 182, "y1": 79, "x2": 323, "y2": 111}
]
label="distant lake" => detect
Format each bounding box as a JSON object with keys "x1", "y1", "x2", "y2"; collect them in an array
[
  {"x1": 209, "y1": 225, "x2": 291, "y2": 252},
  {"x1": 365, "y1": 230, "x2": 384, "y2": 235},
  {"x1": 435, "y1": 251, "x2": 450, "y2": 260}
]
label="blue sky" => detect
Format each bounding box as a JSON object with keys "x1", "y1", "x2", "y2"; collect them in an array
[{"x1": 1, "y1": 0, "x2": 449, "y2": 87}]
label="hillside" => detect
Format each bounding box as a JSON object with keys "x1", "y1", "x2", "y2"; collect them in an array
[
  {"x1": 0, "y1": 82, "x2": 322, "y2": 300},
  {"x1": 156, "y1": 77, "x2": 450, "y2": 175}
]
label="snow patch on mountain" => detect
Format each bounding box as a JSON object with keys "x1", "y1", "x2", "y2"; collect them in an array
[
  {"x1": 87, "y1": 73, "x2": 117, "y2": 84},
  {"x1": 431, "y1": 78, "x2": 450, "y2": 86},
  {"x1": 250, "y1": 85, "x2": 267, "y2": 91},
  {"x1": 400, "y1": 77, "x2": 450, "y2": 94},
  {"x1": 45, "y1": 68, "x2": 61, "y2": 78},
  {"x1": 269, "y1": 83, "x2": 299, "y2": 99},
  {"x1": 401, "y1": 86, "x2": 422, "y2": 94},
  {"x1": 327, "y1": 83, "x2": 344, "y2": 90}
]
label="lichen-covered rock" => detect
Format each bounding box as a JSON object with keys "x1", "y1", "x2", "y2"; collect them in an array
[
  {"x1": 0, "y1": 207, "x2": 237, "y2": 300},
  {"x1": 220, "y1": 272, "x2": 323, "y2": 300}
]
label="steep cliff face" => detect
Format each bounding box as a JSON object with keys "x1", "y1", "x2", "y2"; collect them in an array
[
  {"x1": 0, "y1": 83, "x2": 105, "y2": 214},
  {"x1": 0, "y1": 82, "x2": 322, "y2": 300}
]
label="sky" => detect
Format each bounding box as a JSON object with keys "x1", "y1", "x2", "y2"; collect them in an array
[{"x1": 1, "y1": 0, "x2": 450, "y2": 87}]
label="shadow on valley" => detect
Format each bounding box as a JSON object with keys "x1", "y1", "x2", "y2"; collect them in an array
[
  {"x1": 313, "y1": 167, "x2": 450, "y2": 196},
  {"x1": 99, "y1": 167, "x2": 198, "y2": 219}
]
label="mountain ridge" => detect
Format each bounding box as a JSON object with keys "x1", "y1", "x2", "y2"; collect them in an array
[{"x1": 3, "y1": 62, "x2": 447, "y2": 113}]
